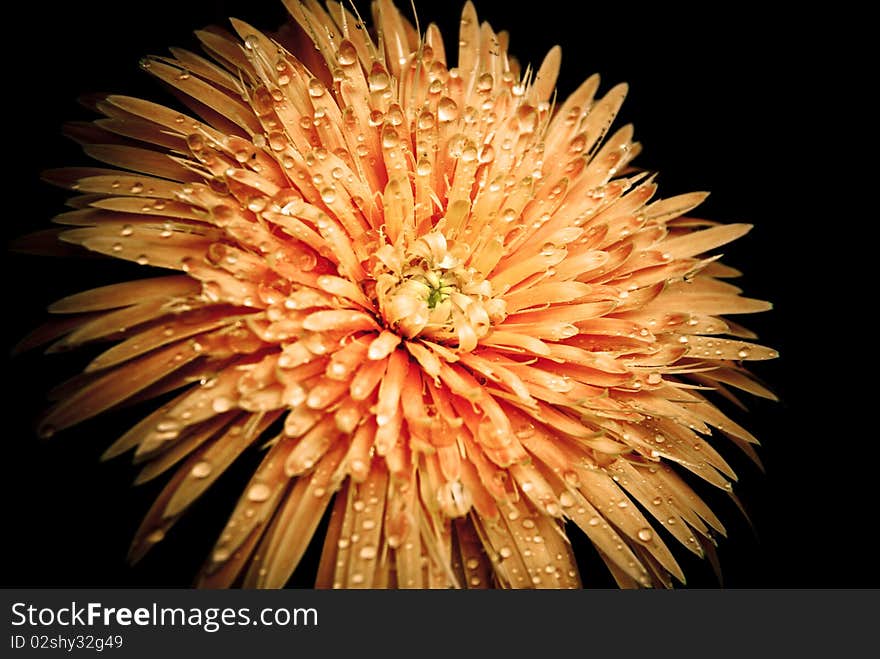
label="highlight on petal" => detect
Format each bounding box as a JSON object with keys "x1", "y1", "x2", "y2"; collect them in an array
[{"x1": 22, "y1": 0, "x2": 776, "y2": 589}]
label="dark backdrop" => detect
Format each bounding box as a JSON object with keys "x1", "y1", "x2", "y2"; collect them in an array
[{"x1": 3, "y1": 0, "x2": 871, "y2": 588}]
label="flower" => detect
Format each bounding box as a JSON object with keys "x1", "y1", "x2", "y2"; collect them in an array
[{"x1": 30, "y1": 0, "x2": 775, "y2": 588}]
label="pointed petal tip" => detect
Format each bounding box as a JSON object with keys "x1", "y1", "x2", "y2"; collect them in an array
[
  {"x1": 99, "y1": 444, "x2": 127, "y2": 462},
  {"x1": 41, "y1": 169, "x2": 76, "y2": 189},
  {"x1": 35, "y1": 421, "x2": 57, "y2": 441}
]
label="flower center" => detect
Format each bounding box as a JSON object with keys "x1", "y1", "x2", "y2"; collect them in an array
[{"x1": 372, "y1": 231, "x2": 506, "y2": 351}]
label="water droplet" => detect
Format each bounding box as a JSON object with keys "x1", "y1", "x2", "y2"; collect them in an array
[
  {"x1": 465, "y1": 557, "x2": 480, "y2": 570},
  {"x1": 476, "y1": 72, "x2": 493, "y2": 92},
  {"x1": 637, "y1": 528, "x2": 653, "y2": 542},
  {"x1": 212, "y1": 396, "x2": 233, "y2": 413},
  {"x1": 517, "y1": 105, "x2": 538, "y2": 134},
  {"x1": 308, "y1": 78, "x2": 326, "y2": 97},
  {"x1": 438, "y1": 97, "x2": 459, "y2": 122},
  {"x1": 737, "y1": 348, "x2": 749, "y2": 359},
  {"x1": 359, "y1": 545, "x2": 377, "y2": 560},
  {"x1": 248, "y1": 483, "x2": 271, "y2": 502},
  {"x1": 382, "y1": 128, "x2": 399, "y2": 149},
  {"x1": 514, "y1": 423, "x2": 535, "y2": 439},
  {"x1": 320, "y1": 187, "x2": 337, "y2": 204},
  {"x1": 499, "y1": 546, "x2": 513, "y2": 558},
  {"x1": 268, "y1": 131, "x2": 287, "y2": 151},
  {"x1": 191, "y1": 461, "x2": 212, "y2": 478},
  {"x1": 368, "y1": 67, "x2": 390, "y2": 92},
  {"x1": 417, "y1": 111, "x2": 435, "y2": 130},
  {"x1": 416, "y1": 158, "x2": 432, "y2": 176},
  {"x1": 337, "y1": 41, "x2": 357, "y2": 66},
  {"x1": 146, "y1": 529, "x2": 165, "y2": 543}
]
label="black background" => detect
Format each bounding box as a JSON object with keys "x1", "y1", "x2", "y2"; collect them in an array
[{"x1": 3, "y1": 1, "x2": 872, "y2": 588}]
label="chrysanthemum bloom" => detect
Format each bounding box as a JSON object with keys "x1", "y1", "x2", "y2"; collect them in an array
[{"x1": 29, "y1": 0, "x2": 775, "y2": 588}]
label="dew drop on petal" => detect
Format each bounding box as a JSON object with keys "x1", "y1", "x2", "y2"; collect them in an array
[
  {"x1": 417, "y1": 111, "x2": 435, "y2": 130},
  {"x1": 382, "y1": 128, "x2": 399, "y2": 149},
  {"x1": 308, "y1": 78, "x2": 326, "y2": 97},
  {"x1": 368, "y1": 68, "x2": 390, "y2": 92},
  {"x1": 247, "y1": 483, "x2": 272, "y2": 502},
  {"x1": 438, "y1": 97, "x2": 459, "y2": 122},
  {"x1": 189, "y1": 461, "x2": 211, "y2": 479},
  {"x1": 212, "y1": 396, "x2": 234, "y2": 413},
  {"x1": 146, "y1": 529, "x2": 166, "y2": 544},
  {"x1": 514, "y1": 423, "x2": 535, "y2": 439},
  {"x1": 337, "y1": 41, "x2": 357, "y2": 66}
]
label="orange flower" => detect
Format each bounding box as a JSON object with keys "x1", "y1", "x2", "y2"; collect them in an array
[{"x1": 30, "y1": 0, "x2": 775, "y2": 588}]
